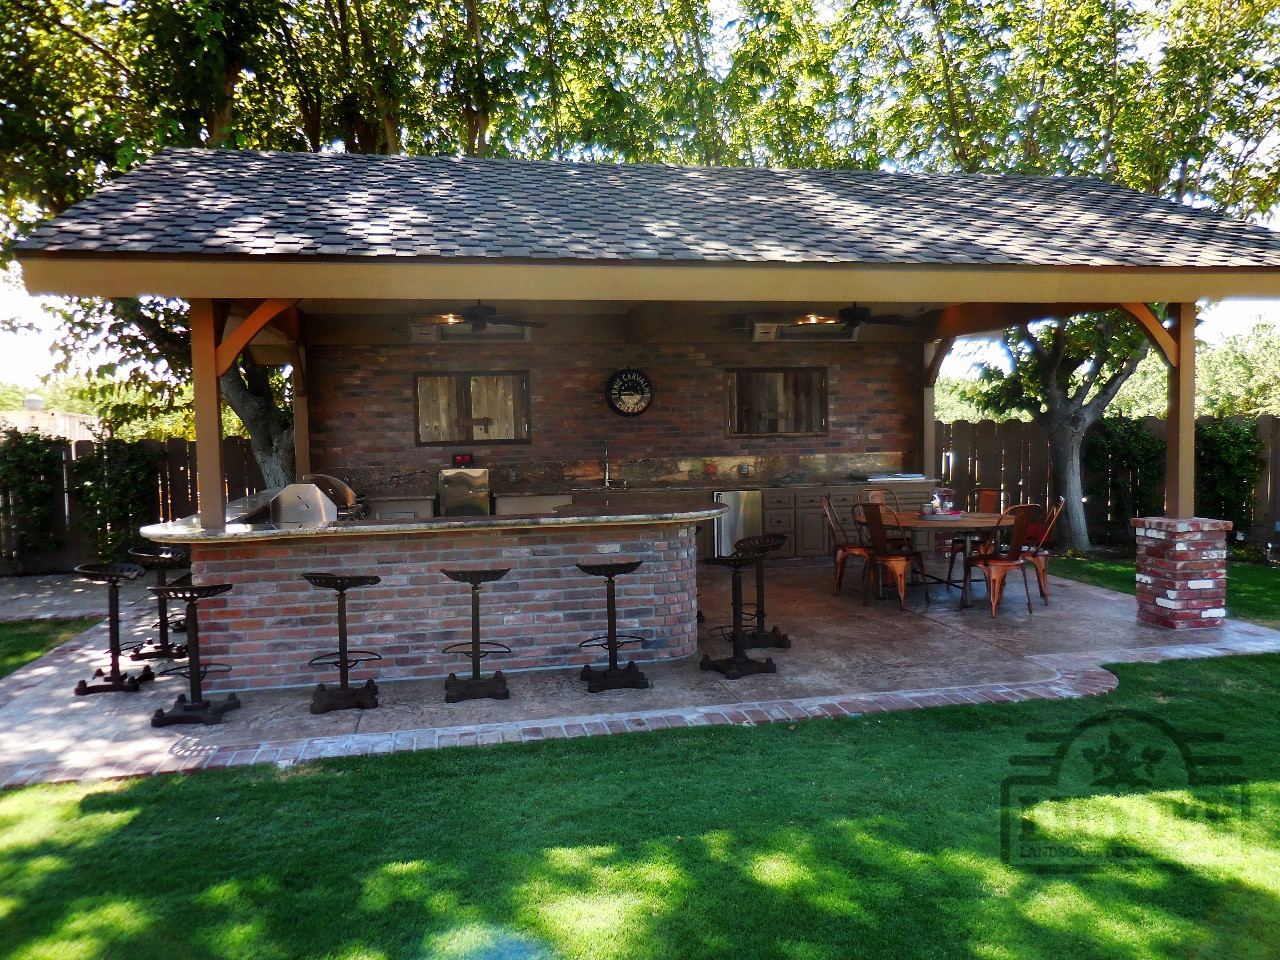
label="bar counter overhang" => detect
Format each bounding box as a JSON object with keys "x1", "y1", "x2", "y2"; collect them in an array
[{"x1": 142, "y1": 497, "x2": 724, "y2": 692}]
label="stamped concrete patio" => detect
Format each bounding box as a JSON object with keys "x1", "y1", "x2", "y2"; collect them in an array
[{"x1": 3, "y1": 563, "x2": 1280, "y2": 789}]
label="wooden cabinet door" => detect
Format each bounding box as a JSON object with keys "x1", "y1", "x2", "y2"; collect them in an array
[{"x1": 796, "y1": 508, "x2": 831, "y2": 558}]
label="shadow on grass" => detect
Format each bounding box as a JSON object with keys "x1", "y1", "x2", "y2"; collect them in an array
[{"x1": 3, "y1": 655, "x2": 1280, "y2": 959}]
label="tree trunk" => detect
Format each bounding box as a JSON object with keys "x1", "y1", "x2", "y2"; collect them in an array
[
  {"x1": 1046, "y1": 421, "x2": 1090, "y2": 551},
  {"x1": 219, "y1": 361, "x2": 295, "y2": 489}
]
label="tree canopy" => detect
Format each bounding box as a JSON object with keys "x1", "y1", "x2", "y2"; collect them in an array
[{"x1": 2, "y1": 0, "x2": 1278, "y2": 486}]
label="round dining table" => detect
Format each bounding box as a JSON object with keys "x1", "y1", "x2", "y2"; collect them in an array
[{"x1": 888, "y1": 511, "x2": 1010, "y2": 589}]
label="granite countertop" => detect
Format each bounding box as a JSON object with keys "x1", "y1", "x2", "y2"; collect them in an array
[
  {"x1": 372, "y1": 476, "x2": 939, "y2": 501},
  {"x1": 141, "y1": 496, "x2": 726, "y2": 544}
]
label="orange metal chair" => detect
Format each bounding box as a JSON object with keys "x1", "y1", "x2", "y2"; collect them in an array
[
  {"x1": 821, "y1": 495, "x2": 871, "y2": 596},
  {"x1": 860, "y1": 488, "x2": 908, "y2": 549},
  {"x1": 860, "y1": 502, "x2": 930, "y2": 610},
  {"x1": 962, "y1": 503, "x2": 1042, "y2": 617},
  {"x1": 946, "y1": 486, "x2": 1002, "y2": 582},
  {"x1": 1022, "y1": 496, "x2": 1066, "y2": 605}
]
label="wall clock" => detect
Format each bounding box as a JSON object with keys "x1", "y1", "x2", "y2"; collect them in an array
[{"x1": 605, "y1": 369, "x2": 654, "y2": 416}]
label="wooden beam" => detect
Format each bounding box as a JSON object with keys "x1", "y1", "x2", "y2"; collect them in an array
[
  {"x1": 291, "y1": 346, "x2": 311, "y2": 478},
  {"x1": 920, "y1": 338, "x2": 954, "y2": 477},
  {"x1": 190, "y1": 299, "x2": 227, "y2": 531},
  {"x1": 927, "y1": 302, "x2": 1110, "y2": 340},
  {"x1": 1121, "y1": 302, "x2": 1178, "y2": 366},
  {"x1": 1165, "y1": 302, "x2": 1197, "y2": 517},
  {"x1": 215, "y1": 298, "x2": 298, "y2": 376}
]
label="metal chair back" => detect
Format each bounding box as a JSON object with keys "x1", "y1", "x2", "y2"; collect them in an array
[
  {"x1": 820, "y1": 495, "x2": 851, "y2": 549},
  {"x1": 860, "y1": 487, "x2": 901, "y2": 511},
  {"x1": 860, "y1": 501, "x2": 903, "y2": 555},
  {"x1": 1035, "y1": 497, "x2": 1066, "y2": 551},
  {"x1": 990, "y1": 504, "x2": 1042, "y2": 561},
  {"x1": 968, "y1": 487, "x2": 1001, "y2": 514}
]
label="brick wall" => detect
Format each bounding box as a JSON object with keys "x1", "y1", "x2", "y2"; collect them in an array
[
  {"x1": 308, "y1": 341, "x2": 923, "y2": 494},
  {"x1": 1132, "y1": 517, "x2": 1231, "y2": 629},
  {"x1": 191, "y1": 522, "x2": 698, "y2": 692}
]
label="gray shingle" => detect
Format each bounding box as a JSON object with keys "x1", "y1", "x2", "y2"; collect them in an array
[{"x1": 14, "y1": 148, "x2": 1280, "y2": 268}]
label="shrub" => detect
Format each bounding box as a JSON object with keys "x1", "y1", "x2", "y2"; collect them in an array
[
  {"x1": 0, "y1": 429, "x2": 68, "y2": 573},
  {"x1": 1195, "y1": 418, "x2": 1264, "y2": 534},
  {"x1": 71, "y1": 432, "x2": 163, "y2": 562}
]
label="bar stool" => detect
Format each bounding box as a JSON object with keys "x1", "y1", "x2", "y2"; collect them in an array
[
  {"x1": 73, "y1": 562, "x2": 155, "y2": 695},
  {"x1": 127, "y1": 546, "x2": 190, "y2": 661},
  {"x1": 576, "y1": 560, "x2": 651, "y2": 693},
  {"x1": 700, "y1": 544, "x2": 778, "y2": 680},
  {"x1": 151, "y1": 583, "x2": 241, "y2": 726},
  {"x1": 441, "y1": 568, "x2": 512, "y2": 703},
  {"x1": 302, "y1": 572, "x2": 383, "y2": 714},
  {"x1": 727, "y1": 533, "x2": 790, "y2": 649}
]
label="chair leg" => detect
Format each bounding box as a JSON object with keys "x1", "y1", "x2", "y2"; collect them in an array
[
  {"x1": 834, "y1": 553, "x2": 846, "y2": 595},
  {"x1": 863, "y1": 561, "x2": 874, "y2": 606},
  {"x1": 917, "y1": 558, "x2": 930, "y2": 604},
  {"x1": 946, "y1": 545, "x2": 960, "y2": 585},
  {"x1": 1021, "y1": 564, "x2": 1034, "y2": 614},
  {"x1": 1033, "y1": 556, "x2": 1049, "y2": 605},
  {"x1": 894, "y1": 565, "x2": 907, "y2": 610},
  {"x1": 989, "y1": 567, "x2": 1008, "y2": 618},
  {"x1": 961, "y1": 562, "x2": 970, "y2": 609}
]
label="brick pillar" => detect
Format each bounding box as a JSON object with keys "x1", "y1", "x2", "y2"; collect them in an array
[{"x1": 1131, "y1": 517, "x2": 1232, "y2": 629}]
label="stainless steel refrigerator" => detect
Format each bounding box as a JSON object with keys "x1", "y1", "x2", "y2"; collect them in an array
[{"x1": 713, "y1": 490, "x2": 762, "y2": 557}]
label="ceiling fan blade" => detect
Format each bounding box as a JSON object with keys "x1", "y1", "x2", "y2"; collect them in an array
[{"x1": 490, "y1": 316, "x2": 548, "y2": 329}]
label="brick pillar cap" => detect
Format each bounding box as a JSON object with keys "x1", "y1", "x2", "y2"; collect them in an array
[{"x1": 1131, "y1": 517, "x2": 1234, "y2": 532}]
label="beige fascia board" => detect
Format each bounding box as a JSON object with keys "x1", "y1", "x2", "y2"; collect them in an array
[{"x1": 18, "y1": 255, "x2": 1280, "y2": 305}]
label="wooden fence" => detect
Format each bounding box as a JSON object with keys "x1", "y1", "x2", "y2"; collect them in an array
[
  {"x1": 935, "y1": 415, "x2": 1280, "y2": 543},
  {"x1": 0, "y1": 437, "x2": 263, "y2": 573}
]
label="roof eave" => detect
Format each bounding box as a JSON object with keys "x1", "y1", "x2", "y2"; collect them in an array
[{"x1": 17, "y1": 253, "x2": 1280, "y2": 305}]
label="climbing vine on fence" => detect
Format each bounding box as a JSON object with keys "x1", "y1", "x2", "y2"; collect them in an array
[
  {"x1": 0, "y1": 428, "x2": 68, "y2": 571},
  {"x1": 1084, "y1": 419, "x2": 1166, "y2": 535},
  {"x1": 1196, "y1": 418, "x2": 1264, "y2": 535},
  {"x1": 71, "y1": 431, "x2": 163, "y2": 562}
]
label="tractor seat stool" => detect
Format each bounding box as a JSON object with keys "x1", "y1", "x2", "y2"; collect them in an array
[
  {"x1": 302, "y1": 572, "x2": 383, "y2": 714},
  {"x1": 73, "y1": 562, "x2": 155, "y2": 695},
  {"x1": 700, "y1": 545, "x2": 778, "y2": 680},
  {"x1": 441, "y1": 568, "x2": 512, "y2": 703},
  {"x1": 575, "y1": 560, "x2": 651, "y2": 694},
  {"x1": 127, "y1": 546, "x2": 190, "y2": 661},
  {"x1": 720, "y1": 533, "x2": 790, "y2": 649},
  {"x1": 151, "y1": 583, "x2": 242, "y2": 726}
]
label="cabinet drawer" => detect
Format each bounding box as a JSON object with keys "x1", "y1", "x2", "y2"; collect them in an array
[
  {"x1": 795, "y1": 492, "x2": 826, "y2": 508},
  {"x1": 763, "y1": 491, "x2": 794, "y2": 509},
  {"x1": 763, "y1": 511, "x2": 795, "y2": 532},
  {"x1": 830, "y1": 489, "x2": 860, "y2": 506}
]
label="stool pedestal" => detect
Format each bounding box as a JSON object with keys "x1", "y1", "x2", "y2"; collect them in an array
[
  {"x1": 151, "y1": 584, "x2": 241, "y2": 726},
  {"x1": 302, "y1": 572, "x2": 383, "y2": 714},
  {"x1": 442, "y1": 568, "x2": 512, "y2": 703},
  {"x1": 73, "y1": 563, "x2": 155, "y2": 695},
  {"x1": 701, "y1": 548, "x2": 777, "y2": 680},
  {"x1": 127, "y1": 547, "x2": 190, "y2": 661},
  {"x1": 576, "y1": 560, "x2": 650, "y2": 694},
  {"x1": 732, "y1": 534, "x2": 790, "y2": 649}
]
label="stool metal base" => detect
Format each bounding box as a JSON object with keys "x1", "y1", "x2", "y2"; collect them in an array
[
  {"x1": 129, "y1": 637, "x2": 188, "y2": 661},
  {"x1": 580, "y1": 660, "x2": 650, "y2": 693},
  {"x1": 711, "y1": 623, "x2": 791, "y2": 650},
  {"x1": 75, "y1": 664, "x2": 155, "y2": 695},
  {"x1": 699, "y1": 652, "x2": 777, "y2": 680},
  {"x1": 310, "y1": 679, "x2": 378, "y2": 714},
  {"x1": 151, "y1": 692, "x2": 241, "y2": 726},
  {"x1": 445, "y1": 670, "x2": 509, "y2": 703}
]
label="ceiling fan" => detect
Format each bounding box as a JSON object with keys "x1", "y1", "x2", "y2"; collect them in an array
[
  {"x1": 413, "y1": 301, "x2": 547, "y2": 332},
  {"x1": 818, "y1": 304, "x2": 920, "y2": 331}
]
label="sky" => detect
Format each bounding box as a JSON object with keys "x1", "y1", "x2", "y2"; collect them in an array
[{"x1": 2, "y1": 264, "x2": 1276, "y2": 388}]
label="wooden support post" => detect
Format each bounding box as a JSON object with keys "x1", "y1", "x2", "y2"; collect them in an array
[
  {"x1": 190, "y1": 299, "x2": 227, "y2": 531},
  {"x1": 1165, "y1": 302, "x2": 1197, "y2": 518},
  {"x1": 921, "y1": 338, "x2": 953, "y2": 476},
  {"x1": 291, "y1": 347, "x2": 311, "y2": 477}
]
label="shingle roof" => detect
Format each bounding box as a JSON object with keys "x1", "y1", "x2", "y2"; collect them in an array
[{"x1": 16, "y1": 148, "x2": 1280, "y2": 268}]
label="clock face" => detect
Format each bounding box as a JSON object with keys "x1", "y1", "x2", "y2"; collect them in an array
[{"x1": 606, "y1": 369, "x2": 654, "y2": 416}]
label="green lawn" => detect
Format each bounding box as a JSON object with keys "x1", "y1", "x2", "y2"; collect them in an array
[
  {"x1": 3, "y1": 654, "x2": 1280, "y2": 959},
  {"x1": 1050, "y1": 556, "x2": 1280, "y2": 628},
  {"x1": 0, "y1": 619, "x2": 98, "y2": 681}
]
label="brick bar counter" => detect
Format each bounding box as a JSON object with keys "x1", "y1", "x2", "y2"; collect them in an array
[
  {"x1": 1132, "y1": 517, "x2": 1232, "y2": 629},
  {"x1": 142, "y1": 498, "x2": 723, "y2": 692}
]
